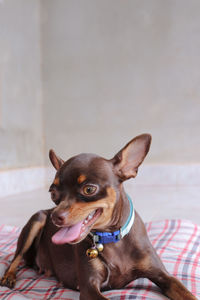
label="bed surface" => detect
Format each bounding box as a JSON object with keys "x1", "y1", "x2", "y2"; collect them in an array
[{"x1": 0, "y1": 220, "x2": 200, "y2": 299}]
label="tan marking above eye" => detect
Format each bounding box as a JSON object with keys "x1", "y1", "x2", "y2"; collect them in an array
[
  {"x1": 77, "y1": 174, "x2": 87, "y2": 184},
  {"x1": 53, "y1": 177, "x2": 60, "y2": 186}
]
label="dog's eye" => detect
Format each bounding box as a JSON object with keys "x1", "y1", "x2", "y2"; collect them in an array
[
  {"x1": 82, "y1": 185, "x2": 97, "y2": 196},
  {"x1": 50, "y1": 190, "x2": 60, "y2": 205}
]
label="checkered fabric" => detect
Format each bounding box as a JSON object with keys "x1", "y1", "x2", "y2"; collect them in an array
[{"x1": 0, "y1": 220, "x2": 200, "y2": 299}]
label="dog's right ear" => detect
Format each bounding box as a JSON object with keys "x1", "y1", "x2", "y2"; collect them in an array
[
  {"x1": 111, "y1": 134, "x2": 151, "y2": 181},
  {"x1": 49, "y1": 149, "x2": 64, "y2": 170}
]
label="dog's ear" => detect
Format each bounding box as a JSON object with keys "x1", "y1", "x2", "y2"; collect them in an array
[
  {"x1": 49, "y1": 149, "x2": 64, "y2": 170},
  {"x1": 111, "y1": 134, "x2": 151, "y2": 181}
]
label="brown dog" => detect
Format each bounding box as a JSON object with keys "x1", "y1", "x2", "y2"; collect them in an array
[{"x1": 0, "y1": 134, "x2": 197, "y2": 299}]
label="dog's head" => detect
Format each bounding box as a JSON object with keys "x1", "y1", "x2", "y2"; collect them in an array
[{"x1": 49, "y1": 134, "x2": 151, "y2": 245}]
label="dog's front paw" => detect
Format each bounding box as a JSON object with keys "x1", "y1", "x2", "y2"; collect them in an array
[{"x1": 0, "y1": 272, "x2": 16, "y2": 289}]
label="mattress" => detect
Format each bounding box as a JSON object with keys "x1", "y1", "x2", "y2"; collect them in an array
[{"x1": 0, "y1": 220, "x2": 200, "y2": 299}]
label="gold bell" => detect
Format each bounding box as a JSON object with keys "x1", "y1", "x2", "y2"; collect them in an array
[
  {"x1": 86, "y1": 248, "x2": 98, "y2": 258},
  {"x1": 96, "y1": 243, "x2": 104, "y2": 252}
]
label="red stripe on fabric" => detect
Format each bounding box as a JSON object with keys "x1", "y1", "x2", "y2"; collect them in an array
[
  {"x1": 152, "y1": 220, "x2": 169, "y2": 247},
  {"x1": 7, "y1": 291, "x2": 21, "y2": 300},
  {"x1": 2, "y1": 235, "x2": 16, "y2": 249},
  {"x1": 18, "y1": 266, "x2": 35, "y2": 280},
  {"x1": 24, "y1": 275, "x2": 43, "y2": 294},
  {"x1": 11, "y1": 227, "x2": 17, "y2": 234},
  {"x1": 26, "y1": 277, "x2": 47, "y2": 294},
  {"x1": 4, "y1": 253, "x2": 14, "y2": 261},
  {"x1": 120, "y1": 288, "x2": 128, "y2": 300},
  {"x1": 141, "y1": 281, "x2": 153, "y2": 300},
  {"x1": 159, "y1": 220, "x2": 181, "y2": 257},
  {"x1": 17, "y1": 278, "x2": 33, "y2": 291},
  {"x1": 15, "y1": 268, "x2": 38, "y2": 291},
  {"x1": 104, "y1": 289, "x2": 161, "y2": 299},
  {"x1": 0, "y1": 226, "x2": 19, "y2": 251},
  {"x1": 42, "y1": 281, "x2": 56, "y2": 299},
  {"x1": 146, "y1": 221, "x2": 152, "y2": 233},
  {"x1": 1, "y1": 235, "x2": 18, "y2": 252},
  {"x1": 173, "y1": 224, "x2": 198, "y2": 277},
  {"x1": 0, "y1": 225, "x2": 5, "y2": 231},
  {"x1": 6, "y1": 293, "x2": 14, "y2": 300},
  {"x1": 50, "y1": 287, "x2": 70, "y2": 300},
  {"x1": 190, "y1": 245, "x2": 200, "y2": 295}
]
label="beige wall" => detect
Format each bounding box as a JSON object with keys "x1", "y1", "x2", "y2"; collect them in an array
[
  {"x1": 1, "y1": 1, "x2": 200, "y2": 170},
  {"x1": 42, "y1": 0, "x2": 200, "y2": 164},
  {"x1": 0, "y1": 0, "x2": 44, "y2": 169}
]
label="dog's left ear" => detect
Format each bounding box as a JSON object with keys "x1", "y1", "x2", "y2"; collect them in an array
[
  {"x1": 49, "y1": 149, "x2": 65, "y2": 170},
  {"x1": 111, "y1": 134, "x2": 151, "y2": 181}
]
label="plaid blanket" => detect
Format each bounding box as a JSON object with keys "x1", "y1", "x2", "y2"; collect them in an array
[{"x1": 0, "y1": 220, "x2": 200, "y2": 299}]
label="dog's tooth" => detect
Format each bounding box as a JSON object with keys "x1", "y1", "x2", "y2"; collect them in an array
[
  {"x1": 84, "y1": 220, "x2": 88, "y2": 224},
  {"x1": 89, "y1": 210, "x2": 96, "y2": 218},
  {"x1": 88, "y1": 214, "x2": 93, "y2": 220}
]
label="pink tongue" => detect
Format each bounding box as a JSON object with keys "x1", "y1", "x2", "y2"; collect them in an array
[{"x1": 52, "y1": 221, "x2": 83, "y2": 244}]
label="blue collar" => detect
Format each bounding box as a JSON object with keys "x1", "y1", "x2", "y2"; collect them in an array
[{"x1": 91, "y1": 194, "x2": 135, "y2": 244}]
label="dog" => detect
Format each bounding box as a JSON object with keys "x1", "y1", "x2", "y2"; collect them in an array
[{"x1": 0, "y1": 134, "x2": 197, "y2": 299}]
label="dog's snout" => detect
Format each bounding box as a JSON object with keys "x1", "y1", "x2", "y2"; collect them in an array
[{"x1": 51, "y1": 210, "x2": 67, "y2": 226}]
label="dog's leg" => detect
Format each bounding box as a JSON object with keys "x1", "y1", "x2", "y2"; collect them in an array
[
  {"x1": 137, "y1": 248, "x2": 197, "y2": 300},
  {"x1": 148, "y1": 270, "x2": 197, "y2": 300},
  {"x1": 0, "y1": 211, "x2": 47, "y2": 288},
  {"x1": 79, "y1": 268, "x2": 109, "y2": 300},
  {"x1": 77, "y1": 251, "x2": 109, "y2": 300}
]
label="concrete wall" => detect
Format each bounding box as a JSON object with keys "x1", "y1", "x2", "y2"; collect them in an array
[
  {"x1": 0, "y1": 0, "x2": 44, "y2": 169},
  {"x1": 42, "y1": 0, "x2": 200, "y2": 165},
  {"x1": 1, "y1": 0, "x2": 200, "y2": 171}
]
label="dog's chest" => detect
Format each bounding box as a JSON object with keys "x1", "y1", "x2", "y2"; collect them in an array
[{"x1": 100, "y1": 245, "x2": 136, "y2": 288}]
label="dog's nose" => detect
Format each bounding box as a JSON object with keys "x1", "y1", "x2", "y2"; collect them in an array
[{"x1": 51, "y1": 211, "x2": 67, "y2": 226}]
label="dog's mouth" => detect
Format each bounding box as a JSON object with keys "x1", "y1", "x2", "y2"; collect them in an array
[{"x1": 52, "y1": 208, "x2": 102, "y2": 245}]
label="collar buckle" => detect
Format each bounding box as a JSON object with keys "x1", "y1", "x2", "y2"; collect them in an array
[{"x1": 93, "y1": 230, "x2": 121, "y2": 244}]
